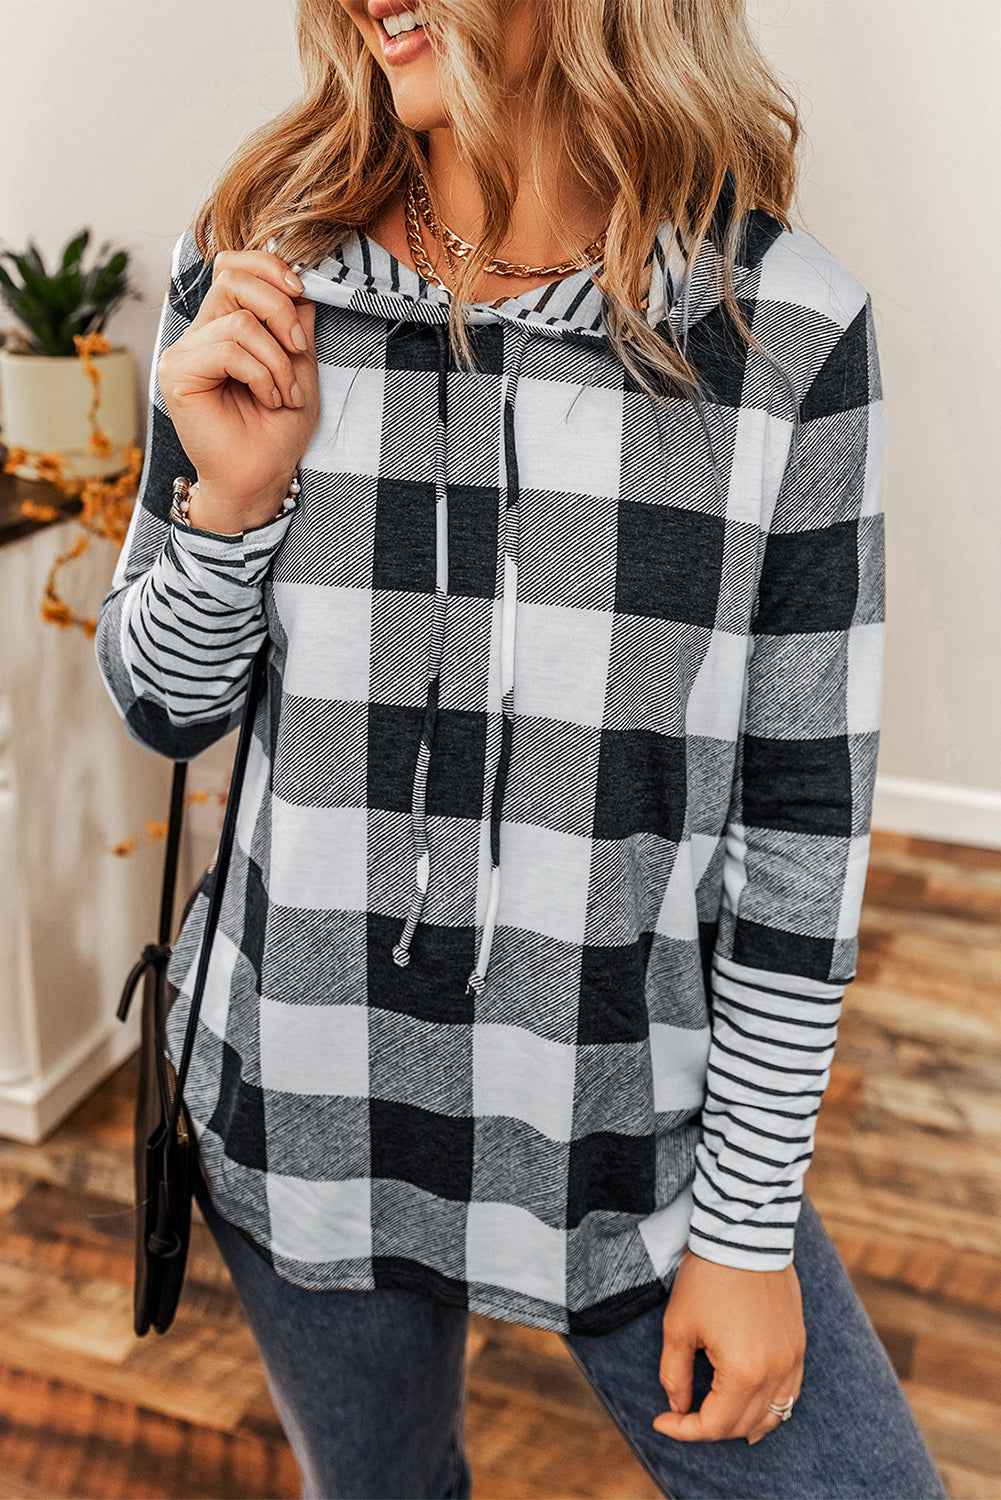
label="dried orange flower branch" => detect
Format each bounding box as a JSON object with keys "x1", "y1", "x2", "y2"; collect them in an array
[
  {"x1": 3, "y1": 331, "x2": 232, "y2": 859},
  {"x1": 4, "y1": 332, "x2": 143, "y2": 635},
  {"x1": 108, "y1": 791, "x2": 228, "y2": 858}
]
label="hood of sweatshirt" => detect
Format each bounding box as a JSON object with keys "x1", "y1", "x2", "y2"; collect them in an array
[{"x1": 287, "y1": 171, "x2": 766, "y2": 998}]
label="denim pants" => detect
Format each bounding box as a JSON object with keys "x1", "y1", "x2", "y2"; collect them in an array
[{"x1": 192, "y1": 1169, "x2": 947, "y2": 1500}]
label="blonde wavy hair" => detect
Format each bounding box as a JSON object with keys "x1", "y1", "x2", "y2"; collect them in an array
[{"x1": 191, "y1": 0, "x2": 803, "y2": 403}]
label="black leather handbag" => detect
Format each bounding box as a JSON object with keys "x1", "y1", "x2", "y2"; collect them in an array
[{"x1": 115, "y1": 640, "x2": 269, "y2": 1336}]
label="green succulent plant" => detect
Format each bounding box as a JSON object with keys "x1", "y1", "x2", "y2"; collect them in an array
[{"x1": 0, "y1": 228, "x2": 134, "y2": 357}]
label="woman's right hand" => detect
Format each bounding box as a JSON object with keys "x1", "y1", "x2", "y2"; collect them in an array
[{"x1": 156, "y1": 246, "x2": 321, "y2": 534}]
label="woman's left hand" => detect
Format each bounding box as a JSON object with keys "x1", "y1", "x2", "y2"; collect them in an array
[{"x1": 652, "y1": 1249, "x2": 807, "y2": 1446}]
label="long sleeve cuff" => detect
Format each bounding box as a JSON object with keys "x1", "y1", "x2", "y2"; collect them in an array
[
  {"x1": 166, "y1": 503, "x2": 296, "y2": 598},
  {"x1": 685, "y1": 953, "x2": 845, "y2": 1271},
  {"x1": 96, "y1": 505, "x2": 293, "y2": 759},
  {"x1": 122, "y1": 506, "x2": 293, "y2": 700}
]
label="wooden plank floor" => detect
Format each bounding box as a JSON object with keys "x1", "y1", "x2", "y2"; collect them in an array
[{"x1": 0, "y1": 829, "x2": 998, "y2": 1499}]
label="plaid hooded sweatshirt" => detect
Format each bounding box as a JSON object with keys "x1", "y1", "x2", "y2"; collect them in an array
[{"x1": 95, "y1": 174, "x2": 886, "y2": 1335}]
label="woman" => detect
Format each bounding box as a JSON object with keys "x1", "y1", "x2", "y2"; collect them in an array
[{"x1": 95, "y1": 2, "x2": 948, "y2": 1496}]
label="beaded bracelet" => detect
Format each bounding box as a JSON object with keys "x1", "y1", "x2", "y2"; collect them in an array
[{"x1": 170, "y1": 466, "x2": 301, "y2": 532}]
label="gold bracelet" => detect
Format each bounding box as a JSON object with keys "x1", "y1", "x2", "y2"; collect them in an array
[{"x1": 169, "y1": 467, "x2": 301, "y2": 531}]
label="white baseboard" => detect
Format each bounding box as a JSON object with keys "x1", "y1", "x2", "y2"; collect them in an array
[
  {"x1": 873, "y1": 774, "x2": 1001, "y2": 851},
  {"x1": 0, "y1": 1015, "x2": 140, "y2": 1144}
]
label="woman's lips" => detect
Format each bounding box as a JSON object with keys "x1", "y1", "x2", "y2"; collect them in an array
[{"x1": 377, "y1": 19, "x2": 430, "y2": 65}]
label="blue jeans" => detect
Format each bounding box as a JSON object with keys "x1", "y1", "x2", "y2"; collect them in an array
[{"x1": 192, "y1": 1170, "x2": 947, "y2": 1499}]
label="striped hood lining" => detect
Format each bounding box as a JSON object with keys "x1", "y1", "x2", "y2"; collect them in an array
[{"x1": 290, "y1": 194, "x2": 732, "y2": 994}]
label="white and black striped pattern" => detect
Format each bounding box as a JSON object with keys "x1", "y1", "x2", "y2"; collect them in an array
[{"x1": 95, "y1": 179, "x2": 886, "y2": 1332}]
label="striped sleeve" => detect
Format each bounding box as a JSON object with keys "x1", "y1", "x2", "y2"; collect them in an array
[
  {"x1": 94, "y1": 230, "x2": 293, "y2": 761},
  {"x1": 686, "y1": 292, "x2": 887, "y2": 1271}
]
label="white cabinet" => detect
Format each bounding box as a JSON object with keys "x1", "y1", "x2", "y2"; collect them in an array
[{"x1": 0, "y1": 514, "x2": 221, "y2": 1141}]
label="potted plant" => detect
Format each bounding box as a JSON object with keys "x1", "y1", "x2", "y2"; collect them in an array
[{"x1": 0, "y1": 229, "x2": 139, "y2": 480}]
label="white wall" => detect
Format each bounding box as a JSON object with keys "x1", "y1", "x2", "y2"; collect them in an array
[
  {"x1": 0, "y1": 522, "x2": 173, "y2": 1139},
  {"x1": 748, "y1": 0, "x2": 1001, "y2": 840},
  {"x1": 3, "y1": 0, "x2": 999, "y2": 843},
  {"x1": 1, "y1": 0, "x2": 305, "y2": 930}
]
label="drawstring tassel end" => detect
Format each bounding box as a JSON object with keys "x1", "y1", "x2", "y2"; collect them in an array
[
  {"x1": 393, "y1": 850, "x2": 430, "y2": 968},
  {"x1": 465, "y1": 864, "x2": 501, "y2": 999}
]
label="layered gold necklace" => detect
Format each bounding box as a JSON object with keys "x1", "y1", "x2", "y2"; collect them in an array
[{"x1": 404, "y1": 167, "x2": 607, "y2": 294}]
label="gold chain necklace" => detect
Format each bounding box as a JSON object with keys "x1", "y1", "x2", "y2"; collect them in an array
[{"x1": 404, "y1": 168, "x2": 607, "y2": 293}]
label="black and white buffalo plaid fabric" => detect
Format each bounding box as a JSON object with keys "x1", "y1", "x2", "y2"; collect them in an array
[{"x1": 95, "y1": 180, "x2": 886, "y2": 1335}]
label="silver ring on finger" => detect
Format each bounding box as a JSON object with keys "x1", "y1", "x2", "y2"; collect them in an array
[{"x1": 767, "y1": 1396, "x2": 796, "y2": 1421}]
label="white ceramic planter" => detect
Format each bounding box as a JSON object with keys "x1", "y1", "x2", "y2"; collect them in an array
[{"x1": 0, "y1": 346, "x2": 138, "y2": 481}]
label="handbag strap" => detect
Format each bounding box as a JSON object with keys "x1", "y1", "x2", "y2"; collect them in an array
[
  {"x1": 115, "y1": 761, "x2": 188, "y2": 1024},
  {"x1": 166, "y1": 638, "x2": 270, "y2": 1141},
  {"x1": 160, "y1": 760, "x2": 189, "y2": 943}
]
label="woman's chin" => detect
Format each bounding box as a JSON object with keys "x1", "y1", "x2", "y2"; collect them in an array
[{"x1": 385, "y1": 78, "x2": 450, "y2": 134}]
